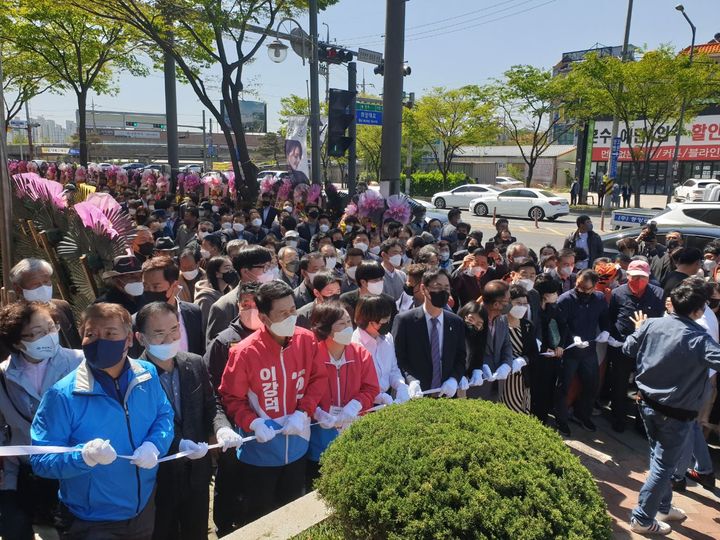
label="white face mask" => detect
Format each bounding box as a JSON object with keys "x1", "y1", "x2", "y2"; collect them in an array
[
  {"x1": 181, "y1": 269, "x2": 199, "y2": 281},
  {"x1": 325, "y1": 257, "x2": 337, "y2": 270},
  {"x1": 389, "y1": 254, "x2": 403, "y2": 267},
  {"x1": 287, "y1": 240, "x2": 298, "y2": 249},
  {"x1": 129, "y1": 208, "x2": 137, "y2": 216},
  {"x1": 124, "y1": 281, "x2": 145, "y2": 297},
  {"x1": 23, "y1": 284, "x2": 53, "y2": 303},
  {"x1": 332, "y1": 326, "x2": 354, "y2": 346},
  {"x1": 306, "y1": 271, "x2": 317, "y2": 285},
  {"x1": 346, "y1": 266, "x2": 358, "y2": 281},
  {"x1": 239, "y1": 308, "x2": 263, "y2": 330},
  {"x1": 369, "y1": 246, "x2": 381, "y2": 256},
  {"x1": 560, "y1": 265, "x2": 573, "y2": 277},
  {"x1": 354, "y1": 242, "x2": 368, "y2": 253},
  {"x1": 509, "y1": 305, "x2": 528, "y2": 319},
  {"x1": 270, "y1": 314, "x2": 297, "y2": 337},
  {"x1": 22, "y1": 331, "x2": 59, "y2": 361},
  {"x1": 212, "y1": 205, "x2": 219, "y2": 213},
  {"x1": 257, "y1": 269, "x2": 275, "y2": 283},
  {"x1": 283, "y1": 206, "x2": 293, "y2": 213},
  {"x1": 146, "y1": 340, "x2": 180, "y2": 361},
  {"x1": 221, "y1": 222, "x2": 232, "y2": 230},
  {"x1": 367, "y1": 280, "x2": 385, "y2": 295},
  {"x1": 518, "y1": 278, "x2": 534, "y2": 292},
  {"x1": 513, "y1": 256, "x2": 528, "y2": 264},
  {"x1": 233, "y1": 223, "x2": 245, "y2": 233},
  {"x1": 472, "y1": 266, "x2": 486, "y2": 278},
  {"x1": 319, "y1": 224, "x2": 330, "y2": 233},
  {"x1": 200, "y1": 249, "x2": 211, "y2": 259},
  {"x1": 252, "y1": 218, "x2": 262, "y2": 228},
  {"x1": 198, "y1": 231, "x2": 208, "y2": 241},
  {"x1": 703, "y1": 259, "x2": 717, "y2": 273}
]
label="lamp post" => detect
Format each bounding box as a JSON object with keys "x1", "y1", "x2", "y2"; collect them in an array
[{"x1": 666, "y1": 4, "x2": 696, "y2": 203}]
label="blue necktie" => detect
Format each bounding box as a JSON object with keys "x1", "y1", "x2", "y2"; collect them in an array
[{"x1": 430, "y1": 317, "x2": 442, "y2": 388}]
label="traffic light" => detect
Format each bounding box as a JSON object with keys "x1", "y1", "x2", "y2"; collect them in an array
[
  {"x1": 152, "y1": 123, "x2": 166, "y2": 129},
  {"x1": 373, "y1": 61, "x2": 412, "y2": 77},
  {"x1": 319, "y1": 44, "x2": 353, "y2": 65},
  {"x1": 125, "y1": 121, "x2": 138, "y2": 127},
  {"x1": 327, "y1": 88, "x2": 356, "y2": 158}
]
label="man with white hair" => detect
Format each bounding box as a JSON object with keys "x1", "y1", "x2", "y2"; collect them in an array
[
  {"x1": 9, "y1": 258, "x2": 81, "y2": 348},
  {"x1": 505, "y1": 242, "x2": 531, "y2": 267}
]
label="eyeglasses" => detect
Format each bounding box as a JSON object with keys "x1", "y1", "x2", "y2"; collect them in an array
[{"x1": 21, "y1": 323, "x2": 59, "y2": 342}]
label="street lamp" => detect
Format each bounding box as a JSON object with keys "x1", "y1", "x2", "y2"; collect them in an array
[
  {"x1": 666, "y1": 4, "x2": 697, "y2": 202},
  {"x1": 267, "y1": 39, "x2": 289, "y2": 63}
]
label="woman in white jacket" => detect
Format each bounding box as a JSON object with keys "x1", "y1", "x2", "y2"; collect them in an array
[{"x1": 351, "y1": 295, "x2": 410, "y2": 404}]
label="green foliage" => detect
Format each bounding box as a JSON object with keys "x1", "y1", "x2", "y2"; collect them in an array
[
  {"x1": 409, "y1": 171, "x2": 468, "y2": 196},
  {"x1": 505, "y1": 163, "x2": 525, "y2": 182},
  {"x1": 316, "y1": 399, "x2": 612, "y2": 540}
]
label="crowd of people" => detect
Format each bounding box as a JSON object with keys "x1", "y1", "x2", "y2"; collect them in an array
[{"x1": 1, "y1": 183, "x2": 720, "y2": 538}]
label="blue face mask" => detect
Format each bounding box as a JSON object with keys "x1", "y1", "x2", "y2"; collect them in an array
[{"x1": 83, "y1": 338, "x2": 127, "y2": 370}]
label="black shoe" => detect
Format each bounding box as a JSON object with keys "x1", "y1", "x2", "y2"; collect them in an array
[
  {"x1": 686, "y1": 469, "x2": 716, "y2": 491},
  {"x1": 671, "y1": 477, "x2": 687, "y2": 492},
  {"x1": 579, "y1": 418, "x2": 596, "y2": 432},
  {"x1": 556, "y1": 421, "x2": 571, "y2": 436},
  {"x1": 612, "y1": 419, "x2": 625, "y2": 433}
]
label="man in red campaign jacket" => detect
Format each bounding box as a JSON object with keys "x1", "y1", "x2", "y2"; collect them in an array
[{"x1": 219, "y1": 280, "x2": 327, "y2": 522}]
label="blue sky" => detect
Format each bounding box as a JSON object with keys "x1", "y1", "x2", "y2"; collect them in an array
[{"x1": 27, "y1": 0, "x2": 719, "y2": 133}]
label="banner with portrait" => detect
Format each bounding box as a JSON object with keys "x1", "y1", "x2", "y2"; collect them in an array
[{"x1": 285, "y1": 116, "x2": 310, "y2": 185}]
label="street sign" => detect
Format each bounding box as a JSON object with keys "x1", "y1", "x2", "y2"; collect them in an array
[
  {"x1": 610, "y1": 136, "x2": 621, "y2": 178},
  {"x1": 8, "y1": 119, "x2": 27, "y2": 129},
  {"x1": 357, "y1": 110, "x2": 382, "y2": 125},
  {"x1": 357, "y1": 48, "x2": 383, "y2": 66}
]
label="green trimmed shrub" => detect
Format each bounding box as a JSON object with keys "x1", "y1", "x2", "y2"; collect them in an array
[
  {"x1": 315, "y1": 399, "x2": 612, "y2": 540},
  {"x1": 409, "y1": 171, "x2": 469, "y2": 197}
]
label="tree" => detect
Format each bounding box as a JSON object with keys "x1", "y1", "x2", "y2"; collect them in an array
[
  {"x1": 405, "y1": 86, "x2": 499, "y2": 188},
  {"x1": 257, "y1": 131, "x2": 283, "y2": 166},
  {"x1": 76, "y1": 0, "x2": 338, "y2": 202},
  {"x1": 356, "y1": 124, "x2": 382, "y2": 181},
  {"x1": 4, "y1": 1, "x2": 145, "y2": 166},
  {"x1": 567, "y1": 47, "x2": 720, "y2": 206},
  {"x1": 486, "y1": 65, "x2": 581, "y2": 187}
]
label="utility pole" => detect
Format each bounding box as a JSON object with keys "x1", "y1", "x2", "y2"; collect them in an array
[
  {"x1": 25, "y1": 101, "x2": 34, "y2": 161},
  {"x1": 202, "y1": 110, "x2": 208, "y2": 173},
  {"x1": 347, "y1": 61, "x2": 357, "y2": 195},
  {"x1": 404, "y1": 92, "x2": 415, "y2": 194},
  {"x1": 164, "y1": 31, "x2": 180, "y2": 194},
  {"x1": 323, "y1": 22, "x2": 331, "y2": 103},
  {"x1": 0, "y1": 54, "x2": 13, "y2": 298},
  {"x1": 379, "y1": 0, "x2": 407, "y2": 196},
  {"x1": 308, "y1": 0, "x2": 322, "y2": 185}
]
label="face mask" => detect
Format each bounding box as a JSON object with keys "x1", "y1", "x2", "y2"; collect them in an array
[
  {"x1": 354, "y1": 242, "x2": 368, "y2": 253},
  {"x1": 83, "y1": 338, "x2": 127, "y2": 370},
  {"x1": 431, "y1": 227, "x2": 441, "y2": 238},
  {"x1": 22, "y1": 284, "x2": 53, "y2": 303},
  {"x1": 369, "y1": 246, "x2": 381, "y2": 256},
  {"x1": 457, "y1": 232, "x2": 467, "y2": 241},
  {"x1": 198, "y1": 231, "x2": 208, "y2": 241},
  {"x1": 199, "y1": 210, "x2": 207, "y2": 218},
  {"x1": 346, "y1": 266, "x2": 357, "y2": 281},
  {"x1": 212, "y1": 205, "x2": 220, "y2": 213},
  {"x1": 667, "y1": 240, "x2": 681, "y2": 251},
  {"x1": 703, "y1": 259, "x2": 717, "y2": 273},
  {"x1": 233, "y1": 223, "x2": 245, "y2": 233},
  {"x1": 389, "y1": 254, "x2": 403, "y2": 267},
  {"x1": 129, "y1": 208, "x2": 137, "y2": 216},
  {"x1": 257, "y1": 269, "x2": 275, "y2": 283},
  {"x1": 403, "y1": 283, "x2": 415, "y2": 296},
  {"x1": 560, "y1": 266, "x2": 573, "y2": 277},
  {"x1": 221, "y1": 222, "x2": 232, "y2": 230},
  {"x1": 513, "y1": 256, "x2": 528, "y2": 264},
  {"x1": 500, "y1": 303, "x2": 512, "y2": 315},
  {"x1": 585, "y1": 223, "x2": 593, "y2": 232},
  {"x1": 378, "y1": 321, "x2": 392, "y2": 336},
  {"x1": 628, "y1": 279, "x2": 648, "y2": 298},
  {"x1": 146, "y1": 340, "x2": 180, "y2": 361},
  {"x1": 252, "y1": 218, "x2": 262, "y2": 228},
  {"x1": 306, "y1": 271, "x2": 317, "y2": 285},
  {"x1": 22, "y1": 331, "x2": 60, "y2": 361},
  {"x1": 543, "y1": 293, "x2": 558, "y2": 304},
  {"x1": 283, "y1": 206, "x2": 293, "y2": 213},
  {"x1": 542, "y1": 267, "x2": 554, "y2": 274},
  {"x1": 181, "y1": 269, "x2": 199, "y2": 281},
  {"x1": 333, "y1": 239, "x2": 345, "y2": 250},
  {"x1": 223, "y1": 270, "x2": 239, "y2": 287},
  {"x1": 440, "y1": 251, "x2": 450, "y2": 261},
  {"x1": 200, "y1": 249, "x2": 211, "y2": 259},
  {"x1": 144, "y1": 289, "x2": 170, "y2": 303},
  {"x1": 124, "y1": 281, "x2": 145, "y2": 297},
  {"x1": 575, "y1": 289, "x2": 593, "y2": 301},
  {"x1": 239, "y1": 308, "x2": 263, "y2": 330},
  {"x1": 138, "y1": 243, "x2": 155, "y2": 257},
  {"x1": 429, "y1": 290, "x2": 450, "y2": 308},
  {"x1": 518, "y1": 278, "x2": 534, "y2": 292},
  {"x1": 509, "y1": 305, "x2": 528, "y2": 319},
  {"x1": 283, "y1": 260, "x2": 299, "y2": 274},
  {"x1": 332, "y1": 326, "x2": 354, "y2": 345},
  {"x1": 262, "y1": 200, "x2": 271, "y2": 207},
  {"x1": 367, "y1": 280, "x2": 385, "y2": 295},
  {"x1": 325, "y1": 257, "x2": 337, "y2": 270},
  {"x1": 319, "y1": 224, "x2": 330, "y2": 233},
  {"x1": 148, "y1": 205, "x2": 155, "y2": 212},
  {"x1": 472, "y1": 266, "x2": 486, "y2": 278},
  {"x1": 287, "y1": 240, "x2": 298, "y2": 249},
  {"x1": 270, "y1": 314, "x2": 297, "y2": 337}
]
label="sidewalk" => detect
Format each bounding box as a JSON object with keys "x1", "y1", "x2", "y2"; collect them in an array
[{"x1": 567, "y1": 417, "x2": 720, "y2": 539}]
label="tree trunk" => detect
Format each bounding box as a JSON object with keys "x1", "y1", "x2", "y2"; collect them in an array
[
  {"x1": 223, "y1": 91, "x2": 258, "y2": 203},
  {"x1": 632, "y1": 160, "x2": 643, "y2": 208},
  {"x1": 77, "y1": 90, "x2": 88, "y2": 166},
  {"x1": 526, "y1": 161, "x2": 535, "y2": 187}
]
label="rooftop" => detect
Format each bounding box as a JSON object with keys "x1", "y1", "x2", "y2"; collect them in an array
[{"x1": 456, "y1": 145, "x2": 576, "y2": 158}]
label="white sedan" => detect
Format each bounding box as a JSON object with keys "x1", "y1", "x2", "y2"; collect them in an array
[
  {"x1": 673, "y1": 178, "x2": 720, "y2": 202},
  {"x1": 469, "y1": 188, "x2": 570, "y2": 221},
  {"x1": 432, "y1": 184, "x2": 501, "y2": 209}
]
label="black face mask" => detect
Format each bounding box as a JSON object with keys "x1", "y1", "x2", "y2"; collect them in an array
[
  {"x1": 403, "y1": 283, "x2": 415, "y2": 296},
  {"x1": 575, "y1": 290, "x2": 593, "y2": 302},
  {"x1": 378, "y1": 321, "x2": 392, "y2": 335},
  {"x1": 144, "y1": 290, "x2": 169, "y2": 303},
  {"x1": 323, "y1": 294, "x2": 341, "y2": 303},
  {"x1": 222, "y1": 270, "x2": 239, "y2": 287},
  {"x1": 138, "y1": 243, "x2": 154, "y2": 257},
  {"x1": 308, "y1": 211, "x2": 319, "y2": 219},
  {"x1": 708, "y1": 298, "x2": 720, "y2": 310},
  {"x1": 457, "y1": 232, "x2": 467, "y2": 241},
  {"x1": 667, "y1": 240, "x2": 681, "y2": 251},
  {"x1": 262, "y1": 200, "x2": 271, "y2": 207},
  {"x1": 285, "y1": 260, "x2": 300, "y2": 274},
  {"x1": 333, "y1": 239, "x2": 345, "y2": 250},
  {"x1": 429, "y1": 290, "x2": 450, "y2": 308}
]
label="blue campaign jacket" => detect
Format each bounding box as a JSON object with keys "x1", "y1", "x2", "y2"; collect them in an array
[{"x1": 30, "y1": 359, "x2": 174, "y2": 522}]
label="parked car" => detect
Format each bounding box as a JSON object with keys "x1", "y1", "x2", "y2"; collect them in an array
[
  {"x1": 494, "y1": 176, "x2": 524, "y2": 187},
  {"x1": 181, "y1": 163, "x2": 203, "y2": 174},
  {"x1": 408, "y1": 197, "x2": 449, "y2": 224},
  {"x1": 120, "y1": 162, "x2": 146, "y2": 171},
  {"x1": 649, "y1": 202, "x2": 720, "y2": 228},
  {"x1": 601, "y1": 224, "x2": 720, "y2": 258},
  {"x1": 257, "y1": 169, "x2": 288, "y2": 182},
  {"x1": 673, "y1": 178, "x2": 720, "y2": 202},
  {"x1": 431, "y1": 184, "x2": 500, "y2": 209},
  {"x1": 469, "y1": 188, "x2": 569, "y2": 221},
  {"x1": 97, "y1": 162, "x2": 114, "y2": 170}
]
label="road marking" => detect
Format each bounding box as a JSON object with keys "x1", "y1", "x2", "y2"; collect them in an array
[{"x1": 546, "y1": 228, "x2": 561, "y2": 235}]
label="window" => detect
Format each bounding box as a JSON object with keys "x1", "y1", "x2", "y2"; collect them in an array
[
  {"x1": 682, "y1": 208, "x2": 720, "y2": 226},
  {"x1": 539, "y1": 190, "x2": 557, "y2": 198},
  {"x1": 683, "y1": 180, "x2": 694, "y2": 187},
  {"x1": 500, "y1": 190, "x2": 519, "y2": 197},
  {"x1": 453, "y1": 186, "x2": 470, "y2": 193},
  {"x1": 517, "y1": 190, "x2": 538, "y2": 198}
]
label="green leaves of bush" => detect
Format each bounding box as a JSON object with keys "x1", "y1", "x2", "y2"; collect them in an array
[
  {"x1": 409, "y1": 172, "x2": 469, "y2": 197},
  {"x1": 315, "y1": 399, "x2": 611, "y2": 540}
]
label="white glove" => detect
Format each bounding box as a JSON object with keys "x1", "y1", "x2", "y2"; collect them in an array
[
  {"x1": 250, "y1": 418, "x2": 276, "y2": 443},
  {"x1": 596, "y1": 331, "x2": 610, "y2": 343},
  {"x1": 394, "y1": 384, "x2": 410, "y2": 404},
  {"x1": 573, "y1": 336, "x2": 589, "y2": 349},
  {"x1": 336, "y1": 399, "x2": 362, "y2": 428},
  {"x1": 282, "y1": 410, "x2": 310, "y2": 436},
  {"x1": 607, "y1": 337, "x2": 624, "y2": 348},
  {"x1": 375, "y1": 392, "x2": 394, "y2": 405},
  {"x1": 469, "y1": 369, "x2": 484, "y2": 387},
  {"x1": 215, "y1": 427, "x2": 243, "y2": 452},
  {"x1": 439, "y1": 377, "x2": 458, "y2": 398},
  {"x1": 511, "y1": 357, "x2": 527, "y2": 373},
  {"x1": 458, "y1": 376, "x2": 470, "y2": 391},
  {"x1": 408, "y1": 380, "x2": 423, "y2": 399},
  {"x1": 482, "y1": 364, "x2": 496, "y2": 382},
  {"x1": 81, "y1": 438, "x2": 117, "y2": 467},
  {"x1": 130, "y1": 441, "x2": 159, "y2": 469},
  {"x1": 493, "y1": 364, "x2": 512, "y2": 381},
  {"x1": 179, "y1": 439, "x2": 209, "y2": 460},
  {"x1": 313, "y1": 407, "x2": 338, "y2": 429}
]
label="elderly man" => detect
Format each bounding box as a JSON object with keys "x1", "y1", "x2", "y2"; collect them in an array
[
  {"x1": 451, "y1": 248, "x2": 507, "y2": 306},
  {"x1": 9, "y1": 258, "x2": 81, "y2": 348},
  {"x1": 95, "y1": 254, "x2": 146, "y2": 315},
  {"x1": 563, "y1": 215, "x2": 603, "y2": 270},
  {"x1": 294, "y1": 252, "x2": 326, "y2": 309},
  {"x1": 30, "y1": 303, "x2": 174, "y2": 539}
]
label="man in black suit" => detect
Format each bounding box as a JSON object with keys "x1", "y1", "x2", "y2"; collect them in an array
[
  {"x1": 297, "y1": 205, "x2": 320, "y2": 242},
  {"x1": 135, "y1": 302, "x2": 243, "y2": 539},
  {"x1": 140, "y1": 257, "x2": 206, "y2": 355},
  {"x1": 392, "y1": 268, "x2": 466, "y2": 398},
  {"x1": 258, "y1": 192, "x2": 278, "y2": 229}
]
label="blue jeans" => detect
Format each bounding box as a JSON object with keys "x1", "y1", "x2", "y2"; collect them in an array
[
  {"x1": 671, "y1": 420, "x2": 713, "y2": 481},
  {"x1": 632, "y1": 404, "x2": 692, "y2": 525}
]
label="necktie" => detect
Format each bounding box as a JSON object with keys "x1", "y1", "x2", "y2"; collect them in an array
[{"x1": 430, "y1": 317, "x2": 442, "y2": 388}]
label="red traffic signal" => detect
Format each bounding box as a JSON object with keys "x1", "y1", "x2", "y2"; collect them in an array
[{"x1": 319, "y1": 45, "x2": 353, "y2": 65}]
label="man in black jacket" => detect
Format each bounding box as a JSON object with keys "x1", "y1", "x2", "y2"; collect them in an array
[
  {"x1": 563, "y1": 215, "x2": 604, "y2": 270},
  {"x1": 96, "y1": 255, "x2": 147, "y2": 315},
  {"x1": 135, "y1": 302, "x2": 242, "y2": 540}
]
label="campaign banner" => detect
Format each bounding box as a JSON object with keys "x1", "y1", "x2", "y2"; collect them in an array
[{"x1": 285, "y1": 116, "x2": 310, "y2": 184}]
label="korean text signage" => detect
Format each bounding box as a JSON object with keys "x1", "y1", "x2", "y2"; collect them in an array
[{"x1": 357, "y1": 99, "x2": 383, "y2": 126}]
